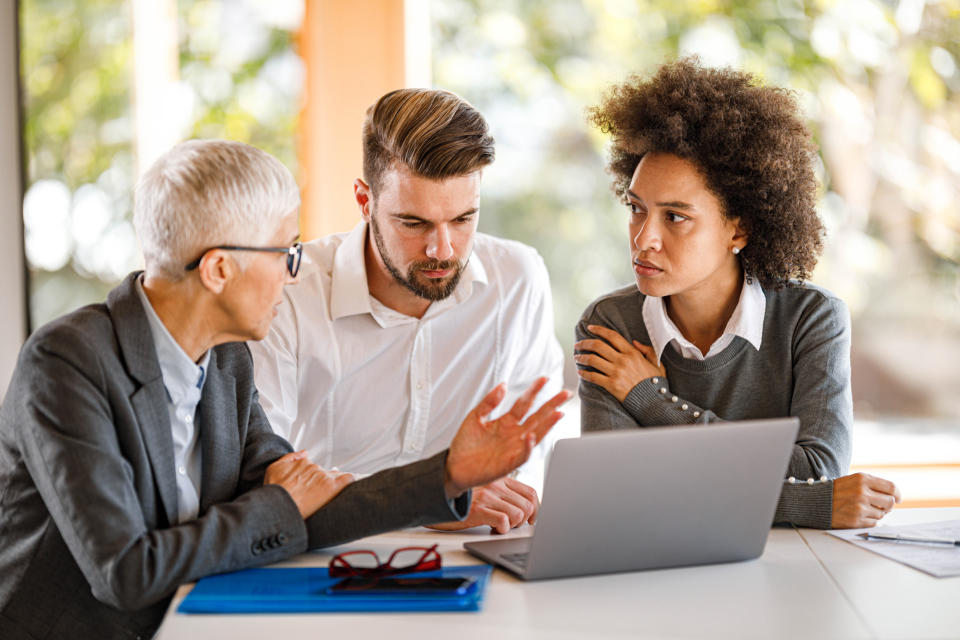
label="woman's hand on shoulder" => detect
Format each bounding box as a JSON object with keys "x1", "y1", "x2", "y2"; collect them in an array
[
  {"x1": 574, "y1": 324, "x2": 666, "y2": 403},
  {"x1": 830, "y1": 472, "x2": 902, "y2": 529}
]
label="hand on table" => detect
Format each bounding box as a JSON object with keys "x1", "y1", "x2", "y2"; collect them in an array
[
  {"x1": 831, "y1": 472, "x2": 902, "y2": 529},
  {"x1": 428, "y1": 477, "x2": 540, "y2": 534},
  {"x1": 444, "y1": 377, "x2": 570, "y2": 499},
  {"x1": 264, "y1": 451, "x2": 355, "y2": 519},
  {"x1": 575, "y1": 324, "x2": 666, "y2": 403}
]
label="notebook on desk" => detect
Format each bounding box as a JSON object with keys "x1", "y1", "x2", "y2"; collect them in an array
[
  {"x1": 465, "y1": 418, "x2": 799, "y2": 580},
  {"x1": 177, "y1": 564, "x2": 493, "y2": 613}
]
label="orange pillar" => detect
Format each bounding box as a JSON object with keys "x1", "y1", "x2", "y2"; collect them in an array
[{"x1": 297, "y1": 0, "x2": 407, "y2": 241}]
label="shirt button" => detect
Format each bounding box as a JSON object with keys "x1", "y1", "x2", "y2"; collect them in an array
[
  {"x1": 416, "y1": 382, "x2": 423, "y2": 390},
  {"x1": 178, "y1": 465, "x2": 186, "y2": 475},
  {"x1": 183, "y1": 414, "x2": 193, "y2": 424}
]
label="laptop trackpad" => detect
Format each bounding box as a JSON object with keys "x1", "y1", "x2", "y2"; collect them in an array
[{"x1": 465, "y1": 537, "x2": 533, "y2": 575}]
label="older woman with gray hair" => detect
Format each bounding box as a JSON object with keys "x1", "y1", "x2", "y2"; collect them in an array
[{"x1": 0, "y1": 139, "x2": 568, "y2": 640}]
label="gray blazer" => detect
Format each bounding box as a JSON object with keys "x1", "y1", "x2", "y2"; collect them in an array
[{"x1": 0, "y1": 273, "x2": 467, "y2": 639}]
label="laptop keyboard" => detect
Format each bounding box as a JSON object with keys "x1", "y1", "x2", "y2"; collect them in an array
[{"x1": 501, "y1": 552, "x2": 529, "y2": 568}]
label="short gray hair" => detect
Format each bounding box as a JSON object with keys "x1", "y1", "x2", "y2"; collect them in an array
[{"x1": 134, "y1": 139, "x2": 300, "y2": 280}]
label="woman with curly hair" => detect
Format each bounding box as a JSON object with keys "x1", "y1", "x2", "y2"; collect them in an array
[{"x1": 576, "y1": 59, "x2": 900, "y2": 529}]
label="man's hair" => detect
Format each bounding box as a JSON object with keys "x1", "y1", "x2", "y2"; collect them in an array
[
  {"x1": 134, "y1": 139, "x2": 300, "y2": 280},
  {"x1": 362, "y1": 88, "x2": 495, "y2": 194},
  {"x1": 589, "y1": 58, "x2": 824, "y2": 288}
]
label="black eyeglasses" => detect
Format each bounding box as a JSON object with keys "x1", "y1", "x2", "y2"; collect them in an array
[{"x1": 184, "y1": 242, "x2": 303, "y2": 278}]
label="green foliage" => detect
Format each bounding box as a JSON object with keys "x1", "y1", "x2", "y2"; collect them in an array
[
  {"x1": 20, "y1": 0, "x2": 301, "y2": 328},
  {"x1": 432, "y1": 0, "x2": 960, "y2": 325},
  {"x1": 433, "y1": 0, "x2": 960, "y2": 417}
]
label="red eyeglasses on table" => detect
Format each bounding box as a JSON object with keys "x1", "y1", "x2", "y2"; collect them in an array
[{"x1": 328, "y1": 544, "x2": 442, "y2": 578}]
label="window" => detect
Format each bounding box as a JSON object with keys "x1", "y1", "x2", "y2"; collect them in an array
[
  {"x1": 20, "y1": 0, "x2": 303, "y2": 328},
  {"x1": 432, "y1": 0, "x2": 960, "y2": 504}
]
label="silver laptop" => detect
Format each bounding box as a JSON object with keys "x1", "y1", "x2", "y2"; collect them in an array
[{"x1": 464, "y1": 418, "x2": 799, "y2": 580}]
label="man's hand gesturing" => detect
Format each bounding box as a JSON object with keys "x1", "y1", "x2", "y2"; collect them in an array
[{"x1": 444, "y1": 378, "x2": 570, "y2": 499}]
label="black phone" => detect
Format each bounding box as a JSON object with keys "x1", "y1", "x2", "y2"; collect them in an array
[{"x1": 326, "y1": 576, "x2": 477, "y2": 596}]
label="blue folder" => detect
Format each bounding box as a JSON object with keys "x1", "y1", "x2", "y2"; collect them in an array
[{"x1": 177, "y1": 564, "x2": 492, "y2": 614}]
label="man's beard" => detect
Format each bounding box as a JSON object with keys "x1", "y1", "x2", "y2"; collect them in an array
[{"x1": 370, "y1": 214, "x2": 466, "y2": 301}]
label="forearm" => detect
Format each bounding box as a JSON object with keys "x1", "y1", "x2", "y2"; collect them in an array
[
  {"x1": 579, "y1": 375, "x2": 718, "y2": 431},
  {"x1": 304, "y1": 450, "x2": 470, "y2": 549},
  {"x1": 95, "y1": 485, "x2": 308, "y2": 610},
  {"x1": 620, "y1": 377, "x2": 721, "y2": 426}
]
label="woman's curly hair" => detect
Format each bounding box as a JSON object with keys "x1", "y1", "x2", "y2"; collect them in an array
[{"x1": 589, "y1": 58, "x2": 823, "y2": 288}]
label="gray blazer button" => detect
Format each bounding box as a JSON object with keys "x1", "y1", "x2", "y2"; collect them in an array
[
  {"x1": 251, "y1": 543, "x2": 262, "y2": 555},
  {"x1": 277, "y1": 533, "x2": 288, "y2": 545}
]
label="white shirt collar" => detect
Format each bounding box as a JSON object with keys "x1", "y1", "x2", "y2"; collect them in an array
[
  {"x1": 642, "y1": 276, "x2": 766, "y2": 363},
  {"x1": 329, "y1": 220, "x2": 488, "y2": 324},
  {"x1": 249, "y1": 230, "x2": 564, "y2": 478}
]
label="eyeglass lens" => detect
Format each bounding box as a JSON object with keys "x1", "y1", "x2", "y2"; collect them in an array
[
  {"x1": 329, "y1": 545, "x2": 440, "y2": 576},
  {"x1": 387, "y1": 547, "x2": 438, "y2": 569}
]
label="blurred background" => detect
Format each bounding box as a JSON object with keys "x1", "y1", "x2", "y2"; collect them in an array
[{"x1": 12, "y1": 0, "x2": 960, "y2": 504}]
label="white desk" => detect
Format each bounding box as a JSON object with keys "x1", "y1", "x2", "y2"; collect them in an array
[{"x1": 157, "y1": 508, "x2": 960, "y2": 640}]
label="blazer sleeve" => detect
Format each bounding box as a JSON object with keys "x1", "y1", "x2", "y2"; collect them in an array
[
  {"x1": 11, "y1": 330, "x2": 309, "y2": 612},
  {"x1": 305, "y1": 450, "x2": 470, "y2": 549}
]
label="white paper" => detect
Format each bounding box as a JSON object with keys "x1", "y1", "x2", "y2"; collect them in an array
[{"x1": 828, "y1": 519, "x2": 960, "y2": 578}]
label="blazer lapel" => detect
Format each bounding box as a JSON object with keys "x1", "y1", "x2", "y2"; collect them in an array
[
  {"x1": 130, "y1": 382, "x2": 179, "y2": 526},
  {"x1": 197, "y1": 349, "x2": 240, "y2": 511},
  {"x1": 107, "y1": 272, "x2": 180, "y2": 527}
]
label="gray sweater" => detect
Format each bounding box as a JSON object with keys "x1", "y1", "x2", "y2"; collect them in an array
[{"x1": 576, "y1": 283, "x2": 853, "y2": 529}]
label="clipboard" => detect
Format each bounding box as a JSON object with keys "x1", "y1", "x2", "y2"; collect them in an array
[{"x1": 177, "y1": 564, "x2": 493, "y2": 613}]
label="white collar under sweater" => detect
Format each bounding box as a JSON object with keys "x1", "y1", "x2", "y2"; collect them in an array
[{"x1": 642, "y1": 276, "x2": 766, "y2": 364}]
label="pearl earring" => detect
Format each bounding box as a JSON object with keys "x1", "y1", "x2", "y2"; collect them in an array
[{"x1": 732, "y1": 247, "x2": 740, "y2": 255}]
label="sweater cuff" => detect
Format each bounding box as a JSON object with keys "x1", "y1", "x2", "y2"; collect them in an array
[
  {"x1": 622, "y1": 377, "x2": 706, "y2": 426},
  {"x1": 774, "y1": 480, "x2": 834, "y2": 529}
]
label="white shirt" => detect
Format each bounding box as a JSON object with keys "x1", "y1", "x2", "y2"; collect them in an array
[
  {"x1": 642, "y1": 276, "x2": 766, "y2": 362},
  {"x1": 249, "y1": 221, "x2": 564, "y2": 479},
  {"x1": 135, "y1": 278, "x2": 210, "y2": 524}
]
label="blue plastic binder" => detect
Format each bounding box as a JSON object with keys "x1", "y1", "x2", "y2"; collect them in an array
[{"x1": 177, "y1": 564, "x2": 492, "y2": 614}]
